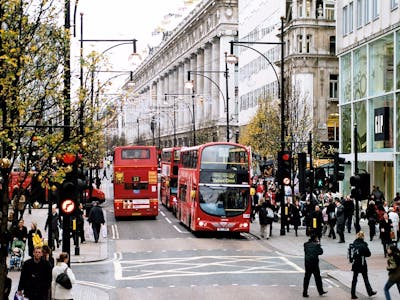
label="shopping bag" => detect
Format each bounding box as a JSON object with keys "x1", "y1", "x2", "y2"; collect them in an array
[
  {"x1": 101, "y1": 224, "x2": 107, "y2": 238},
  {"x1": 14, "y1": 291, "x2": 24, "y2": 300},
  {"x1": 32, "y1": 231, "x2": 43, "y2": 247}
]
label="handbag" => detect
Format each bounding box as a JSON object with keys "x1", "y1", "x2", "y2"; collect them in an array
[
  {"x1": 390, "y1": 230, "x2": 396, "y2": 241},
  {"x1": 32, "y1": 230, "x2": 43, "y2": 247},
  {"x1": 56, "y1": 267, "x2": 72, "y2": 289}
]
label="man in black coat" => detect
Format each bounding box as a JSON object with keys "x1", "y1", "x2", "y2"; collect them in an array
[
  {"x1": 303, "y1": 234, "x2": 327, "y2": 297},
  {"x1": 343, "y1": 196, "x2": 355, "y2": 233},
  {"x1": 309, "y1": 205, "x2": 323, "y2": 239},
  {"x1": 88, "y1": 201, "x2": 105, "y2": 243},
  {"x1": 17, "y1": 246, "x2": 52, "y2": 300},
  {"x1": 350, "y1": 231, "x2": 377, "y2": 299}
]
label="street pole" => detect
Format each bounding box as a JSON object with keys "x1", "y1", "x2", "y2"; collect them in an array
[
  {"x1": 63, "y1": 0, "x2": 71, "y2": 261},
  {"x1": 279, "y1": 16, "x2": 286, "y2": 236},
  {"x1": 192, "y1": 85, "x2": 196, "y2": 146},
  {"x1": 354, "y1": 124, "x2": 360, "y2": 233},
  {"x1": 224, "y1": 52, "x2": 230, "y2": 142}
]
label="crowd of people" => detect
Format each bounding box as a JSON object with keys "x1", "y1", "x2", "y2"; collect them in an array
[
  {"x1": 4, "y1": 200, "x2": 105, "y2": 299},
  {"x1": 251, "y1": 176, "x2": 400, "y2": 299}
]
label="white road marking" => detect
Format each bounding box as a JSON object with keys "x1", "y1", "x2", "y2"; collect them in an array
[
  {"x1": 75, "y1": 280, "x2": 115, "y2": 290},
  {"x1": 324, "y1": 278, "x2": 339, "y2": 288},
  {"x1": 165, "y1": 217, "x2": 172, "y2": 224},
  {"x1": 173, "y1": 225, "x2": 190, "y2": 233}
]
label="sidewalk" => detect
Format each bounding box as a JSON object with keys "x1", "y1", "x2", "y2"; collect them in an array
[
  {"x1": 7, "y1": 205, "x2": 109, "y2": 300},
  {"x1": 249, "y1": 216, "x2": 388, "y2": 299}
]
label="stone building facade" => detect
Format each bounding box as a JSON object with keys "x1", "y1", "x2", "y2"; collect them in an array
[{"x1": 125, "y1": 0, "x2": 238, "y2": 147}]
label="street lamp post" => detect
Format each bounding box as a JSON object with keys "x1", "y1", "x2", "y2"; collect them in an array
[
  {"x1": 186, "y1": 61, "x2": 230, "y2": 142},
  {"x1": 227, "y1": 16, "x2": 286, "y2": 235}
]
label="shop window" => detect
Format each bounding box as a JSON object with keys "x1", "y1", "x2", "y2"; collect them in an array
[
  {"x1": 341, "y1": 104, "x2": 352, "y2": 154},
  {"x1": 354, "y1": 100, "x2": 367, "y2": 152},
  {"x1": 353, "y1": 46, "x2": 367, "y2": 100},
  {"x1": 340, "y1": 53, "x2": 352, "y2": 103},
  {"x1": 370, "y1": 95, "x2": 394, "y2": 151}
]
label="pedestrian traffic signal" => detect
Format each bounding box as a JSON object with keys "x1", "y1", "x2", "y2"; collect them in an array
[
  {"x1": 278, "y1": 151, "x2": 291, "y2": 186},
  {"x1": 315, "y1": 167, "x2": 326, "y2": 189}
]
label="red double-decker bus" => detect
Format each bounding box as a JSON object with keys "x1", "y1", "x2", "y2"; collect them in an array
[
  {"x1": 113, "y1": 146, "x2": 159, "y2": 218},
  {"x1": 160, "y1": 147, "x2": 182, "y2": 214},
  {"x1": 177, "y1": 142, "x2": 251, "y2": 232}
]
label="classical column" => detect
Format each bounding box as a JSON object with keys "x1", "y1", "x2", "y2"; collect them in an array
[{"x1": 211, "y1": 38, "x2": 220, "y2": 119}]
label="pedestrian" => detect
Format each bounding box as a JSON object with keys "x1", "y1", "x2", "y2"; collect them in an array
[
  {"x1": 327, "y1": 199, "x2": 336, "y2": 239},
  {"x1": 3, "y1": 267, "x2": 12, "y2": 299},
  {"x1": 42, "y1": 244, "x2": 55, "y2": 268},
  {"x1": 291, "y1": 199, "x2": 302, "y2": 237},
  {"x1": 309, "y1": 205, "x2": 323, "y2": 240},
  {"x1": 372, "y1": 186, "x2": 385, "y2": 205},
  {"x1": 285, "y1": 198, "x2": 293, "y2": 232},
  {"x1": 344, "y1": 195, "x2": 355, "y2": 233},
  {"x1": 45, "y1": 204, "x2": 62, "y2": 250},
  {"x1": 366, "y1": 200, "x2": 378, "y2": 241},
  {"x1": 302, "y1": 234, "x2": 327, "y2": 297},
  {"x1": 335, "y1": 198, "x2": 346, "y2": 243},
  {"x1": 383, "y1": 244, "x2": 400, "y2": 300},
  {"x1": 27, "y1": 221, "x2": 43, "y2": 257},
  {"x1": 380, "y1": 212, "x2": 394, "y2": 257},
  {"x1": 388, "y1": 207, "x2": 399, "y2": 242},
  {"x1": 76, "y1": 203, "x2": 86, "y2": 244},
  {"x1": 11, "y1": 219, "x2": 28, "y2": 243},
  {"x1": 17, "y1": 246, "x2": 52, "y2": 300},
  {"x1": 87, "y1": 201, "x2": 105, "y2": 243},
  {"x1": 102, "y1": 168, "x2": 108, "y2": 180},
  {"x1": 258, "y1": 199, "x2": 273, "y2": 239},
  {"x1": 52, "y1": 252, "x2": 76, "y2": 300},
  {"x1": 350, "y1": 231, "x2": 377, "y2": 299}
]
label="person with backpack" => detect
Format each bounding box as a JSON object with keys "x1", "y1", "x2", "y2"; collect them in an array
[
  {"x1": 302, "y1": 234, "x2": 327, "y2": 297},
  {"x1": 349, "y1": 231, "x2": 377, "y2": 299},
  {"x1": 366, "y1": 200, "x2": 378, "y2": 241},
  {"x1": 383, "y1": 244, "x2": 400, "y2": 300}
]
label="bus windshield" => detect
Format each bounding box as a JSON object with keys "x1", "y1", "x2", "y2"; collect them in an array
[{"x1": 198, "y1": 186, "x2": 249, "y2": 217}]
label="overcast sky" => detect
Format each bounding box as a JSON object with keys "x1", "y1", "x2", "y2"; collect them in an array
[{"x1": 76, "y1": 0, "x2": 198, "y2": 70}]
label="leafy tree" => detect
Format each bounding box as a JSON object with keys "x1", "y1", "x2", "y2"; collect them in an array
[{"x1": 239, "y1": 98, "x2": 280, "y2": 159}]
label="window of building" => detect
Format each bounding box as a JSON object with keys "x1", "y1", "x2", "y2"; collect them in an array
[
  {"x1": 325, "y1": 2, "x2": 335, "y2": 20},
  {"x1": 356, "y1": 0, "x2": 363, "y2": 28},
  {"x1": 330, "y1": 36, "x2": 336, "y2": 55},
  {"x1": 298, "y1": 1, "x2": 304, "y2": 17},
  {"x1": 397, "y1": 31, "x2": 400, "y2": 90},
  {"x1": 343, "y1": 6, "x2": 348, "y2": 35},
  {"x1": 297, "y1": 35, "x2": 303, "y2": 53},
  {"x1": 353, "y1": 46, "x2": 367, "y2": 99},
  {"x1": 391, "y1": 0, "x2": 399, "y2": 9},
  {"x1": 372, "y1": 0, "x2": 379, "y2": 20},
  {"x1": 369, "y1": 34, "x2": 394, "y2": 96},
  {"x1": 364, "y1": 0, "x2": 371, "y2": 24},
  {"x1": 306, "y1": 0, "x2": 312, "y2": 17},
  {"x1": 370, "y1": 94, "x2": 393, "y2": 151},
  {"x1": 341, "y1": 104, "x2": 352, "y2": 154},
  {"x1": 306, "y1": 35, "x2": 312, "y2": 53},
  {"x1": 329, "y1": 74, "x2": 338, "y2": 99},
  {"x1": 349, "y1": 2, "x2": 354, "y2": 33},
  {"x1": 354, "y1": 100, "x2": 367, "y2": 152},
  {"x1": 340, "y1": 53, "x2": 352, "y2": 102}
]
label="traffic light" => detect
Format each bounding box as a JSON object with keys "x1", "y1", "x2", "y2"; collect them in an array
[
  {"x1": 350, "y1": 173, "x2": 370, "y2": 199},
  {"x1": 315, "y1": 167, "x2": 326, "y2": 189},
  {"x1": 334, "y1": 152, "x2": 345, "y2": 182},
  {"x1": 278, "y1": 151, "x2": 291, "y2": 186},
  {"x1": 297, "y1": 153, "x2": 307, "y2": 194},
  {"x1": 304, "y1": 169, "x2": 314, "y2": 192}
]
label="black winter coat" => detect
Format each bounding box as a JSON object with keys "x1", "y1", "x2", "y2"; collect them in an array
[
  {"x1": 351, "y1": 238, "x2": 371, "y2": 272},
  {"x1": 18, "y1": 257, "x2": 52, "y2": 299},
  {"x1": 258, "y1": 202, "x2": 273, "y2": 225},
  {"x1": 88, "y1": 205, "x2": 105, "y2": 225},
  {"x1": 304, "y1": 239, "x2": 323, "y2": 267}
]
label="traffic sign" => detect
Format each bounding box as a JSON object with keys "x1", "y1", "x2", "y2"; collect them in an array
[{"x1": 61, "y1": 198, "x2": 76, "y2": 215}]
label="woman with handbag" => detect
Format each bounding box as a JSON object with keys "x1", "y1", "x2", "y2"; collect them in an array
[
  {"x1": 52, "y1": 252, "x2": 76, "y2": 300},
  {"x1": 27, "y1": 222, "x2": 43, "y2": 257},
  {"x1": 383, "y1": 245, "x2": 400, "y2": 300}
]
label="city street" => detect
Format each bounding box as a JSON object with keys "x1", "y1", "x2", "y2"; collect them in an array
[{"x1": 7, "y1": 177, "x2": 391, "y2": 300}]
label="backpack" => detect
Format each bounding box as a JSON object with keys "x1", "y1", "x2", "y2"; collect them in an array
[{"x1": 348, "y1": 243, "x2": 360, "y2": 263}]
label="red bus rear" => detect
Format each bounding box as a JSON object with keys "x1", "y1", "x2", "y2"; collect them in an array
[
  {"x1": 160, "y1": 147, "x2": 181, "y2": 213},
  {"x1": 113, "y1": 146, "x2": 159, "y2": 218},
  {"x1": 177, "y1": 142, "x2": 251, "y2": 232}
]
